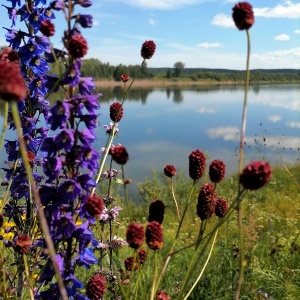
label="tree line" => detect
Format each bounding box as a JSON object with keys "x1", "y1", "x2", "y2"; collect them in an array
[{"x1": 51, "y1": 58, "x2": 300, "y2": 83}]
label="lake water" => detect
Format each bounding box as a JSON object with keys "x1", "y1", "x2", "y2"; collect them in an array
[
  {"x1": 96, "y1": 84, "x2": 299, "y2": 195},
  {"x1": 1, "y1": 84, "x2": 299, "y2": 198}
]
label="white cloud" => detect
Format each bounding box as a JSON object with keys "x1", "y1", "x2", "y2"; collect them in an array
[
  {"x1": 206, "y1": 126, "x2": 239, "y2": 141},
  {"x1": 286, "y1": 121, "x2": 300, "y2": 128},
  {"x1": 274, "y1": 34, "x2": 290, "y2": 41},
  {"x1": 93, "y1": 20, "x2": 100, "y2": 26},
  {"x1": 295, "y1": 29, "x2": 300, "y2": 34},
  {"x1": 197, "y1": 42, "x2": 222, "y2": 48},
  {"x1": 211, "y1": 13, "x2": 234, "y2": 28},
  {"x1": 113, "y1": 0, "x2": 205, "y2": 10},
  {"x1": 254, "y1": 1, "x2": 300, "y2": 18},
  {"x1": 196, "y1": 108, "x2": 216, "y2": 114},
  {"x1": 268, "y1": 115, "x2": 282, "y2": 122},
  {"x1": 148, "y1": 18, "x2": 157, "y2": 25}
]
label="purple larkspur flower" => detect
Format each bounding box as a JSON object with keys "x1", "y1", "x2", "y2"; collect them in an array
[
  {"x1": 4, "y1": 140, "x2": 18, "y2": 161},
  {"x1": 62, "y1": 60, "x2": 81, "y2": 86},
  {"x1": 54, "y1": 212, "x2": 76, "y2": 239},
  {"x1": 74, "y1": 14, "x2": 93, "y2": 28},
  {"x1": 45, "y1": 48, "x2": 66, "y2": 63},
  {"x1": 26, "y1": 56, "x2": 49, "y2": 76},
  {"x1": 74, "y1": 0, "x2": 92, "y2": 8},
  {"x1": 40, "y1": 137, "x2": 58, "y2": 157},
  {"x1": 48, "y1": 101, "x2": 71, "y2": 130},
  {"x1": 54, "y1": 129, "x2": 75, "y2": 152},
  {"x1": 4, "y1": 29, "x2": 28, "y2": 49},
  {"x1": 78, "y1": 115, "x2": 98, "y2": 131},
  {"x1": 21, "y1": 116, "x2": 36, "y2": 134},
  {"x1": 36, "y1": 127, "x2": 49, "y2": 139},
  {"x1": 42, "y1": 7, "x2": 55, "y2": 21},
  {"x1": 80, "y1": 147, "x2": 99, "y2": 172},
  {"x1": 50, "y1": 0, "x2": 65, "y2": 10},
  {"x1": 28, "y1": 76, "x2": 48, "y2": 96},
  {"x1": 34, "y1": 35, "x2": 51, "y2": 52},
  {"x1": 43, "y1": 157, "x2": 62, "y2": 182},
  {"x1": 24, "y1": 134, "x2": 38, "y2": 152},
  {"x1": 38, "y1": 254, "x2": 64, "y2": 284},
  {"x1": 74, "y1": 221, "x2": 93, "y2": 252},
  {"x1": 58, "y1": 179, "x2": 82, "y2": 204},
  {"x1": 78, "y1": 77, "x2": 95, "y2": 95},
  {"x1": 39, "y1": 185, "x2": 61, "y2": 206},
  {"x1": 6, "y1": 0, "x2": 21, "y2": 8},
  {"x1": 77, "y1": 174, "x2": 96, "y2": 192},
  {"x1": 73, "y1": 247, "x2": 98, "y2": 269},
  {"x1": 78, "y1": 129, "x2": 95, "y2": 147},
  {"x1": 2, "y1": 5, "x2": 17, "y2": 27},
  {"x1": 64, "y1": 273, "x2": 84, "y2": 297}
]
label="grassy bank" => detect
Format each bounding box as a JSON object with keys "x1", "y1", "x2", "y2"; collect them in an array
[{"x1": 110, "y1": 163, "x2": 300, "y2": 299}]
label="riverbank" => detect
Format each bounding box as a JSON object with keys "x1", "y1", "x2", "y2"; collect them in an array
[
  {"x1": 94, "y1": 79, "x2": 242, "y2": 88},
  {"x1": 94, "y1": 78, "x2": 299, "y2": 88}
]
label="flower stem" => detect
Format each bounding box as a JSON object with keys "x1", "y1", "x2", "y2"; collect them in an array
[
  {"x1": 0, "y1": 100, "x2": 8, "y2": 157},
  {"x1": 235, "y1": 28, "x2": 251, "y2": 300},
  {"x1": 150, "y1": 251, "x2": 158, "y2": 300},
  {"x1": 11, "y1": 102, "x2": 68, "y2": 300},
  {"x1": 23, "y1": 254, "x2": 34, "y2": 300},
  {"x1": 170, "y1": 179, "x2": 180, "y2": 222},
  {"x1": 183, "y1": 228, "x2": 219, "y2": 300}
]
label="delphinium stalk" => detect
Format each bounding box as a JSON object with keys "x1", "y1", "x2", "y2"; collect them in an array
[{"x1": 0, "y1": 0, "x2": 65, "y2": 297}]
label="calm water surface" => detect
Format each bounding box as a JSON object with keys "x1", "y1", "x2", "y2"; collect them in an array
[
  {"x1": 1, "y1": 84, "x2": 299, "y2": 198},
  {"x1": 95, "y1": 84, "x2": 300, "y2": 196}
]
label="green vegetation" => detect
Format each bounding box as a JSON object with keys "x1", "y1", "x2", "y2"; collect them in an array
[
  {"x1": 109, "y1": 163, "x2": 300, "y2": 299},
  {"x1": 59, "y1": 58, "x2": 300, "y2": 83}
]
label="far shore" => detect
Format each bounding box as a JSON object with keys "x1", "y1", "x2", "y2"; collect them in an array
[
  {"x1": 94, "y1": 79, "x2": 244, "y2": 88},
  {"x1": 94, "y1": 78, "x2": 297, "y2": 88}
]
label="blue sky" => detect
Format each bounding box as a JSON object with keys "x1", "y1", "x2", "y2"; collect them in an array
[{"x1": 1, "y1": 0, "x2": 300, "y2": 69}]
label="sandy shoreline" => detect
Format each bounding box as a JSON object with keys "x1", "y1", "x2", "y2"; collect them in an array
[{"x1": 94, "y1": 79, "x2": 242, "y2": 88}]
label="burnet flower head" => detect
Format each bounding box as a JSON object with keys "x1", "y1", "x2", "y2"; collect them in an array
[{"x1": 232, "y1": 2, "x2": 254, "y2": 30}]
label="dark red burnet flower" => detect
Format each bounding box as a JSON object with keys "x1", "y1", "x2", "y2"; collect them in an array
[
  {"x1": 0, "y1": 60, "x2": 26, "y2": 102},
  {"x1": 239, "y1": 161, "x2": 272, "y2": 190},
  {"x1": 27, "y1": 151, "x2": 35, "y2": 167},
  {"x1": 232, "y1": 2, "x2": 254, "y2": 30},
  {"x1": 146, "y1": 221, "x2": 163, "y2": 250},
  {"x1": 164, "y1": 164, "x2": 176, "y2": 178},
  {"x1": 209, "y1": 159, "x2": 226, "y2": 183},
  {"x1": 215, "y1": 198, "x2": 228, "y2": 218},
  {"x1": 109, "y1": 102, "x2": 123, "y2": 122},
  {"x1": 141, "y1": 40, "x2": 156, "y2": 59},
  {"x1": 68, "y1": 34, "x2": 88, "y2": 58},
  {"x1": 85, "y1": 194, "x2": 104, "y2": 217},
  {"x1": 126, "y1": 222, "x2": 145, "y2": 249},
  {"x1": 124, "y1": 249, "x2": 148, "y2": 271},
  {"x1": 197, "y1": 183, "x2": 217, "y2": 220},
  {"x1": 188, "y1": 149, "x2": 206, "y2": 180},
  {"x1": 121, "y1": 74, "x2": 130, "y2": 83},
  {"x1": 156, "y1": 290, "x2": 171, "y2": 300},
  {"x1": 14, "y1": 234, "x2": 32, "y2": 254},
  {"x1": 111, "y1": 144, "x2": 129, "y2": 165},
  {"x1": 39, "y1": 20, "x2": 55, "y2": 37},
  {"x1": 0, "y1": 47, "x2": 19, "y2": 63},
  {"x1": 86, "y1": 273, "x2": 106, "y2": 300},
  {"x1": 148, "y1": 199, "x2": 166, "y2": 224}
]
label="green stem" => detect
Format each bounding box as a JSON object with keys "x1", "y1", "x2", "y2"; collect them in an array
[
  {"x1": 235, "y1": 29, "x2": 251, "y2": 300},
  {"x1": 11, "y1": 103, "x2": 68, "y2": 300},
  {"x1": 155, "y1": 180, "x2": 196, "y2": 290},
  {"x1": 121, "y1": 165, "x2": 133, "y2": 221},
  {"x1": 23, "y1": 254, "x2": 34, "y2": 300},
  {"x1": 183, "y1": 228, "x2": 219, "y2": 300},
  {"x1": 150, "y1": 251, "x2": 158, "y2": 300},
  {"x1": 0, "y1": 101, "x2": 8, "y2": 156},
  {"x1": 170, "y1": 179, "x2": 180, "y2": 222}
]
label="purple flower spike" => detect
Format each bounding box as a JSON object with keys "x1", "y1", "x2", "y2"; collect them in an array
[
  {"x1": 74, "y1": 14, "x2": 93, "y2": 28},
  {"x1": 48, "y1": 101, "x2": 71, "y2": 130},
  {"x1": 54, "y1": 129, "x2": 75, "y2": 151},
  {"x1": 43, "y1": 157, "x2": 62, "y2": 182},
  {"x1": 58, "y1": 179, "x2": 82, "y2": 204},
  {"x1": 74, "y1": 0, "x2": 92, "y2": 7},
  {"x1": 79, "y1": 77, "x2": 95, "y2": 95},
  {"x1": 54, "y1": 212, "x2": 76, "y2": 239}
]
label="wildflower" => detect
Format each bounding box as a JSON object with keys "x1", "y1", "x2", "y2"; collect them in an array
[
  {"x1": 74, "y1": 0, "x2": 92, "y2": 7},
  {"x1": 124, "y1": 257, "x2": 138, "y2": 271},
  {"x1": 79, "y1": 77, "x2": 95, "y2": 95},
  {"x1": 197, "y1": 183, "x2": 216, "y2": 220},
  {"x1": 156, "y1": 290, "x2": 171, "y2": 300},
  {"x1": 14, "y1": 234, "x2": 32, "y2": 254},
  {"x1": 86, "y1": 273, "x2": 106, "y2": 300},
  {"x1": 164, "y1": 164, "x2": 176, "y2": 178},
  {"x1": 111, "y1": 144, "x2": 129, "y2": 165},
  {"x1": 138, "y1": 249, "x2": 147, "y2": 264},
  {"x1": 148, "y1": 200, "x2": 165, "y2": 224},
  {"x1": 232, "y1": 2, "x2": 254, "y2": 30},
  {"x1": 68, "y1": 34, "x2": 88, "y2": 58},
  {"x1": 74, "y1": 14, "x2": 93, "y2": 28},
  {"x1": 109, "y1": 102, "x2": 123, "y2": 122},
  {"x1": 126, "y1": 222, "x2": 145, "y2": 249},
  {"x1": 121, "y1": 74, "x2": 130, "y2": 82},
  {"x1": 0, "y1": 60, "x2": 26, "y2": 102},
  {"x1": 39, "y1": 20, "x2": 55, "y2": 37},
  {"x1": 215, "y1": 198, "x2": 228, "y2": 218},
  {"x1": 85, "y1": 194, "x2": 104, "y2": 218},
  {"x1": 209, "y1": 159, "x2": 226, "y2": 183},
  {"x1": 146, "y1": 221, "x2": 163, "y2": 250},
  {"x1": 48, "y1": 101, "x2": 71, "y2": 131},
  {"x1": 188, "y1": 149, "x2": 206, "y2": 180},
  {"x1": 141, "y1": 40, "x2": 156, "y2": 59},
  {"x1": 239, "y1": 161, "x2": 272, "y2": 190}
]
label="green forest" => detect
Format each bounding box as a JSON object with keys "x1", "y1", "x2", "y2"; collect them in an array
[{"x1": 67, "y1": 58, "x2": 300, "y2": 83}]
